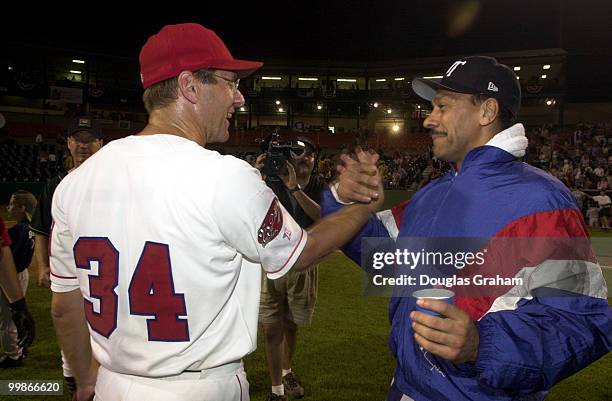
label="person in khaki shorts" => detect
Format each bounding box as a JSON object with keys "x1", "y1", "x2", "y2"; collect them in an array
[{"x1": 256, "y1": 137, "x2": 324, "y2": 401}]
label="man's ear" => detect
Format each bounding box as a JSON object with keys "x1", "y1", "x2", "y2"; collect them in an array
[
  {"x1": 177, "y1": 71, "x2": 199, "y2": 104},
  {"x1": 479, "y1": 98, "x2": 499, "y2": 127}
]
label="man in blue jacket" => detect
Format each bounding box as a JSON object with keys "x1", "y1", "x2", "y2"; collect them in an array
[{"x1": 323, "y1": 56, "x2": 612, "y2": 401}]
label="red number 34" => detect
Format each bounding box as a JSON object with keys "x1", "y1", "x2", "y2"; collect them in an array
[{"x1": 73, "y1": 238, "x2": 189, "y2": 342}]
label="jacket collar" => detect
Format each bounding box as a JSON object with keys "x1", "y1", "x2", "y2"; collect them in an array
[{"x1": 449, "y1": 123, "x2": 527, "y2": 174}]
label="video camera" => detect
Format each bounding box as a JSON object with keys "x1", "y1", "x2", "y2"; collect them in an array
[{"x1": 259, "y1": 131, "x2": 307, "y2": 179}]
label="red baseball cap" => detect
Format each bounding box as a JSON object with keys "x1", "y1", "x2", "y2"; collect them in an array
[{"x1": 139, "y1": 23, "x2": 263, "y2": 89}]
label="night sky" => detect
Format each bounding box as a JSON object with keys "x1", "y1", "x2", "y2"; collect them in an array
[{"x1": 3, "y1": 0, "x2": 612, "y2": 101}]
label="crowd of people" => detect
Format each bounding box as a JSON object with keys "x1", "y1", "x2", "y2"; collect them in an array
[{"x1": 525, "y1": 122, "x2": 612, "y2": 227}]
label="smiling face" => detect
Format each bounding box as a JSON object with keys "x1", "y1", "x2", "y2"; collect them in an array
[
  {"x1": 197, "y1": 70, "x2": 245, "y2": 144},
  {"x1": 423, "y1": 90, "x2": 486, "y2": 168}
]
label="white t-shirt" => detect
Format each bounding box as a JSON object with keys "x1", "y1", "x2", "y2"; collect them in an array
[
  {"x1": 593, "y1": 195, "x2": 611, "y2": 207},
  {"x1": 50, "y1": 134, "x2": 307, "y2": 377}
]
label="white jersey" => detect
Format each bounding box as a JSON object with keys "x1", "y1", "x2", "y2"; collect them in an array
[{"x1": 49, "y1": 134, "x2": 307, "y2": 377}]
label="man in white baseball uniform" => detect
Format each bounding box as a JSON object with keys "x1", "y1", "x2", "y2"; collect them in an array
[{"x1": 50, "y1": 23, "x2": 383, "y2": 401}]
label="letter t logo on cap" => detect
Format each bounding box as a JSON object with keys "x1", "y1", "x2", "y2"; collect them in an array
[{"x1": 446, "y1": 60, "x2": 467, "y2": 77}]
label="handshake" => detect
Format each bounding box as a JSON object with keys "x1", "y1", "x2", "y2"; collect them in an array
[{"x1": 336, "y1": 147, "x2": 384, "y2": 211}]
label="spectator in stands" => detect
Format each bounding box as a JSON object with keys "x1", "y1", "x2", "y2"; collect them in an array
[
  {"x1": 0, "y1": 191, "x2": 37, "y2": 367},
  {"x1": 38, "y1": 150, "x2": 48, "y2": 164},
  {"x1": 597, "y1": 178, "x2": 609, "y2": 191}
]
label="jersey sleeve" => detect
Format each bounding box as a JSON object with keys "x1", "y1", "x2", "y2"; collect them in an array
[
  {"x1": 211, "y1": 160, "x2": 307, "y2": 279},
  {"x1": 49, "y1": 185, "x2": 79, "y2": 293}
]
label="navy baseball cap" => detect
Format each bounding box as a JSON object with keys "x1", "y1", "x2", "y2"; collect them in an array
[
  {"x1": 412, "y1": 56, "x2": 521, "y2": 117},
  {"x1": 66, "y1": 115, "x2": 102, "y2": 138}
]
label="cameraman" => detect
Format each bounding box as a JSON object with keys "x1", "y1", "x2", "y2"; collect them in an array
[{"x1": 255, "y1": 137, "x2": 324, "y2": 401}]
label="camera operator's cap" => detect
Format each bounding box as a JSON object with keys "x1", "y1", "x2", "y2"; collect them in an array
[
  {"x1": 139, "y1": 23, "x2": 264, "y2": 89},
  {"x1": 412, "y1": 56, "x2": 521, "y2": 117},
  {"x1": 66, "y1": 115, "x2": 102, "y2": 138},
  {"x1": 297, "y1": 136, "x2": 318, "y2": 153}
]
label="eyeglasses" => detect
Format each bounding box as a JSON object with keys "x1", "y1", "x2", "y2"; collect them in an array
[{"x1": 212, "y1": 73, "x2": 240, "y2": 93}]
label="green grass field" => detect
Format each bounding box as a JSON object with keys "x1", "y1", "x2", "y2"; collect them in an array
[{"x1": 0, "y1": 253, "x2": 610, "y2": 401}]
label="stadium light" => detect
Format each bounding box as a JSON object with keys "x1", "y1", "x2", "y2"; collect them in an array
[
  {"x1": 278, "y1": 107, "x2": 284, "y2": 112},
  {"x1": 275, "y1": 100, "x2": 281, "y2": 105},
  {"x1": 7, "y1": 66, "x2": 13, "y2": 71},
  {"x1": 239, "y1": 107, "x2": 246, "y2": 112},
  {"x1": 417, "y1": 105, "x2": 421, "y2": 109},
  {"x1": 516, "y1": 76, "x2": 520, "y2": 80},
  {"x1": 392, "y1": 124, "x2": 400, "y2": 133},
  {"x1": 387, "y1": 108, "x2": 392, "y2": 114},
  {"x1": 394, "y1": 78, "x2": 405, "y2": 81},
  {"x1": 373, "y1": 102, "x2": 379, "y2": 108},
  {"x1": 422, "y1": 75, "x2": 443, "y2": 79},
  {"x1": 541, "y1": 74, "x2": 547, "y2": 79},
  {"x1": 72, "y1": 59, "x2": 85, "y2": 64},
  {"x1": 316, "y1": 105, "x2": 323, "y2": 110},
  {"x1": 513, "y1": 66, "x2": 521, "y2": 71},
  {"x1": 337, "y1": 78, "x2": 357, "y2": 82},
  {"x1": 70, "y1": 70, "x2": 82, "y2": 74},
  {"x1": 298, "y1": 77, "x2": 318, "y2": 81},
  {"x1": 543, "y1": 65, "x2": 551, "y2": 70},
  {"x1": 262, "y1": 76, "x2": 282, "y2": 80},
  {"x1": 375, "y1": 79, "x2": 386, "y2": 82}
]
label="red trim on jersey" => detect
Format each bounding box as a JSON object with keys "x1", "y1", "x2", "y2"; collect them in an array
[
  {"x1": 267, "y1": 228, "x2": 305, "y2": 275},
  {"x1": 454, "y1": 208, "x2": 593, "y2": 320},
  {"x1": 50, "y1": 271, "x2": 77, "y2": 280},
  {"x1": 390, "y1": 200, "x2": 410, "y2": 231},
  {"x1": 236, "y1": 375, "x2": 243, "y2": 401}
]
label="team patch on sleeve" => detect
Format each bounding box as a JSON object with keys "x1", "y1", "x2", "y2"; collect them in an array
[{"x1": 258, "y1": 199, "x2": 283, "y2": 247}]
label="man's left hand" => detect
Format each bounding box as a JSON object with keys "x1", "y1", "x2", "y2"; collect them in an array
[
  {"x1": 410, "y1": 299, "x2": 479, "y2": 364},
  {"x1": 280, "y1": 162, "x2": 297, "y2": 190}
]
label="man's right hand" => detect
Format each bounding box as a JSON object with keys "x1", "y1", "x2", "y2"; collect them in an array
[
  {"x1": 337, "y1": 147, "x2": 384, "y2": 211},
  {"x1": 38, "y1": 266, "x2": 51, "y2": 288}
]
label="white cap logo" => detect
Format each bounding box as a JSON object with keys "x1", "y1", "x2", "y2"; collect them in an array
[
  {"x1": 487, "y1": 82, "x2": 499, "y2": 92},
  {"x1": 446, "y1": 60, "x2": 467, "y2": 77}
]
